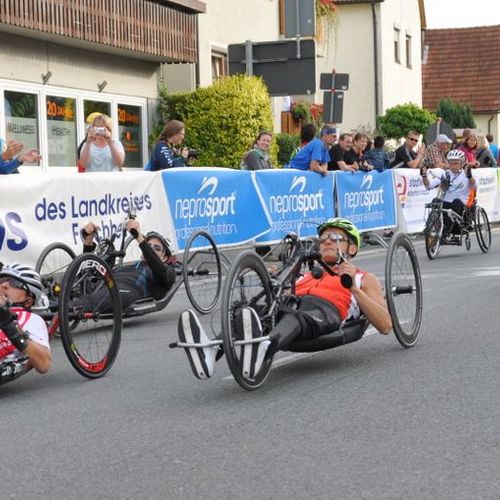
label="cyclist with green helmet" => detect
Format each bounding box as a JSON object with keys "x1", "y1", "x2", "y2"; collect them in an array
[{"x1": 177, "y1": 218, "x2": 392, "y2": 380}]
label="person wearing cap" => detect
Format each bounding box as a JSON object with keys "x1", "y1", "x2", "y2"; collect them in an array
[
  {"x1": 175, "y1": 218, "x2": 392, "y2": 380},
  {"x1": 288, "y1": 125, "x2": 337, "y2": 175},
  {"x1": 0, "y1": 264, "x2": 52, "y2": 384},
  {"x1": 421, "y1": 133, "x2": 452, "y2": 170},
  {"x1": 79, "y1": 218, "x2": 176, "y2": 312}
]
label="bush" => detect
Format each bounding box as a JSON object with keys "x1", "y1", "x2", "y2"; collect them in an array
[
  {"x1": 377, "y1": 103, "x2": 436, "y2": 139},
  {"x1": 276, "y1": 133, "x2": 300, "y2": 166},
  {"x1": 436, "y1": 98, "x2": 476, "y2": 129},
  {"x1": 157, "y1": 75, "x2": 276, "y2": 168}
]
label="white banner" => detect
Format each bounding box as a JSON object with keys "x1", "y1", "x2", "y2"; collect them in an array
[{"x1": 0, "y1": 171, "x2": 176, "y2": 267}]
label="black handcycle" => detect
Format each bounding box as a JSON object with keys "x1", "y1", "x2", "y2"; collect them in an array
[
  {"x1": 202, "y1": 231, "x2": 423, "y2": 390},
  {"x1": 424, "y1": 196, "x2": 491, "y2": 260}
]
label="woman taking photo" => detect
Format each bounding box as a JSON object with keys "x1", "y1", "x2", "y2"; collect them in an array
[
  {"x1": 241, "y1": 131, "x2": 273, "y2": 170},
  {"x1": 149, "y1": 120, "x2": 189, "y2": 171},
  {"x1": 80, "y1": 114, "x2": 125, "y2": 172}
]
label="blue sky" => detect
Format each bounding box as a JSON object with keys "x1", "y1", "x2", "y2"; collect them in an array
[{"x1": 424, "y1": 0, "x2": 500, "y2": 29}]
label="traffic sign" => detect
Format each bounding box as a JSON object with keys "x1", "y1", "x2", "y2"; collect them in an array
[
  {"x1": 323, "y1": 91, "x2": 344, "y2": 124},
  {"x1": 228, "y1": 39, "x2": 316, "y2": 96}
]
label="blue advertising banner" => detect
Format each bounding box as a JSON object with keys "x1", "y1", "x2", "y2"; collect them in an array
[
  {"x1": 161, "y1": 168, "x2": 271, "y2": 249},
  {"x1": 336, "y1": 170, "x2": 397, "y2": 231},
  {"x1": 254, "y1": 170, "x2": 335, "y2": 242}
]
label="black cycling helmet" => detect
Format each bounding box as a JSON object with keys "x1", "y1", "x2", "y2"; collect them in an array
[
  {"x1": 0, "y1": 263, "x2": 43, "y2": 301},
  {"x1": 145, "y1": 231, "x2": 172, "y2": 257}
]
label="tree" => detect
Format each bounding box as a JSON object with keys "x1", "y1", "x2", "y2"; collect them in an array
[
  {"x1": 377, "y1": 103, "x2": 436, "y2": 139},
  {"x1": 436, "y1": 98, "x2": 476, "y2": 128}
]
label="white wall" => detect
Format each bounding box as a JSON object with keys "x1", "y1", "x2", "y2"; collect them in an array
[
  {"x1": 0, "y1": 33, "x2": 159, "y2": 98},
  {"x1": 473, "y1": 113, "x2": 500, "y2": 144},
  {"x1": 378, "y1": 0, "x2": 422, "y2": 112}
]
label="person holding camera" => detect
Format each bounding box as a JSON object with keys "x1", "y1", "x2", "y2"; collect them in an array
[
  {"x1": 79, "y1": 219, "x2": 176, "y2": 312},
  {"x1": 421, "y1": 149, "x2": 476, "y2": 237},
  {"x1": 0, "y1": 264, "x2": 51, "y2": 385},
  {"x1": 149, "y1": 120, "x2": 195, "y2": 171},
  {"x1": 80, "y1": 114, "x2": 125, "y2": 172}
]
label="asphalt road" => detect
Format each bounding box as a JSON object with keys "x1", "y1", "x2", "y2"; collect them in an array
[{"x1": 1, "y1": 232, "x2": 500, "y2": 499}]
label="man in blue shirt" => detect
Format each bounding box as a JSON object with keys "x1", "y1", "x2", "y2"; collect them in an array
[{"x1": 288, "y1": 126, "x2": 337, "y2": 175}]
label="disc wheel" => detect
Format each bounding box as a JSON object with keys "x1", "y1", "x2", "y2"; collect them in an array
[
  {"x1": 474, "y1": 207, "x2": 491, "y2": 253},
  {"x1": 385, "y1": 232, "x2": 423, "y2": 348},
  {"x1": 35, "y1": 242, "x2": 76, "y2": 303},
  {"x1": 424, "y1": 210, "x2": 443, "y2": 260},
  {"x1": 221, "y1": 251, "x2": 275, "y2": 390},
  {"x1": 183, "y1": 231, "x2": 222, "y2": 314},
  {"x1": 59, "y1": 254, "x2": 122, "y2": 378}
]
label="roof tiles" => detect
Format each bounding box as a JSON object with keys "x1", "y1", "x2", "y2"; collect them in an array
[{"x1": 422, "y1": 26, "x2": 500, "y2": 113}]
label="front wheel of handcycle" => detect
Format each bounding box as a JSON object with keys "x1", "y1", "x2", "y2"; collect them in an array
[
  {"x1": 385, "y1": 232, "x2": 423, "y2": 348},
  {"x1": 221, "y1": 251, "x2": 275, "y2": 390},
  {"x1": 183, "y1": 231, "x2": 222, "y2": 314},
  {"x1": 474, "y1": 207, "x2": 491, "y2": 253},
  {"x1": 59, "y1": 254, "x2": 122, "y2": 378},
  {"x1": 424, "y1": 210, "x2": 442, "y2": 260}
]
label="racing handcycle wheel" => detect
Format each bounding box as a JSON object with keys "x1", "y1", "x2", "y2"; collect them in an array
[
  {"x1": 474, "y1": 207, "x2": 491, "y2": 253},
  {"x1": 385, "y1": 232, "x2": 423, "y2": 348},
  {"x1": 59, "y1": 254, "x2": 122, "y2": 378},
  {"x1": 221, "y1": 251, "x2": 275, "y2": 391},
  {"x1": 183, "y1": 231, "x2": 223, "y2": 314},
  {"x1": 424, "y1": 209, "x2": 443, "y2": 260}
]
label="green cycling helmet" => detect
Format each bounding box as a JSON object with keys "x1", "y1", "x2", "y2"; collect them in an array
[{"x1": 317, "y1": 217, "x2": 361, "y2": 249}]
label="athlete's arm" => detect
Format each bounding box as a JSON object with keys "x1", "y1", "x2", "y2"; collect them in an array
[{"x1": 24, "y1": 340, "x2": 51, "y2": 374}]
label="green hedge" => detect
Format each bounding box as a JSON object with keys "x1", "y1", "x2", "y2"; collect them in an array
[
  {"x1": 158, "y1": 75, "x2": 276, "y2": 168},
  {"x1": 276, "y1": 133, "x2": 300, "y2": 166}
]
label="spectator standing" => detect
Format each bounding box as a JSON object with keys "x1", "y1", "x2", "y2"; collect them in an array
[
  {"x1": 363, "y1": 136, "x2": 391, "y2": 172},
  {"x1": 149, "y1": 120, "x2": 189, "y2": 171},
  {"x1": 421, "y1": 134, "x2": 452, "y2": 170},
  {"x1": 289, "y1": 123, "x2": 319, "y2": 164},
  {"x1": 328, "y1": 133, "x2": 358, "y2": 172},
  {"x1": 288, "y1": 126, "x2": 336, "y2": 175},
  {"x1": 476, "y1": 135, "x2": 497, "y2": 168},
  {"x1": 346, "y1": 133, "x2": 369, "y2": 170},
  {"x1": 486, "y1": 133, "x2": 498, "y2": 162},
  {"x1": 457, "y1": 133, "x2": 480, "y2": 168},
  {"x1": 80, "y1": 114, "x2": 125, "y2": 172},
  {"x1": 1, "y1": 139, "x2": 41, "y2": 174},
  {"x1": 391, "y1": 131, "x2": 426, "y2": 168},
  {"x1": 241, "y1": 131, "x2": 273, "y2": 170},
  {"x1": 77, "y1": 112, "x2": 102, "y2": 172}
]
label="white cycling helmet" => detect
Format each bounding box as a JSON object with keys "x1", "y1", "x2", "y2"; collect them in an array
[
  {"x1": 447, "y1": 149, "x2": 465, "y2": 162},
  {"x1": 0, "y1": 263, "x2": 43, "y2": 300}
]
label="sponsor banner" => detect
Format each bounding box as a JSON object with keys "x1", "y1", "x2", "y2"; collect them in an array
[
  {"x1": 336, "y1": 170, "x2": 397, "y2": 231},
  {"x1": 0, "y1": 171, "x2": 174, "y2": 267},
  {"x1": 254, "y1": 170, "x2": 335, "y2": 242},
  {"x1": 393, "y1": 169, "x2": 435, "y2": 233},
  {"x1": 161, "y1": 167, "x2": 271, "y2": 249}
]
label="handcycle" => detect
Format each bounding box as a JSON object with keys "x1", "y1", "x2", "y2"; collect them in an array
[
  {"x1": 424, "y1": 193, "x2": 491, "y2": 260},
  {"x1": 173, "y1": 230, "x2": 423, "y2": 391},
  {"x1": 34, "y1": 218, "x2": 224, "y2": 378}
]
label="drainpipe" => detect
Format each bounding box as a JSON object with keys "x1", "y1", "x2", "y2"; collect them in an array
[
  {"x1": 371, "y1": 0, "x2": 380, "y2": 123},
  {"x1": 487, "y1": 114, "x2": 494, "y2": 134}
]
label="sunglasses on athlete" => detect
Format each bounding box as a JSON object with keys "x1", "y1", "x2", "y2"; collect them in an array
[
  {"x1": 0, "y1": 277, "x2": 28, "y2": 291},
  {"x1": 149, "y1": 243, "x2": 164, "y2": 253},
  {"x1": 319, "y1": 234, "x2": 350, "y2": 243}
]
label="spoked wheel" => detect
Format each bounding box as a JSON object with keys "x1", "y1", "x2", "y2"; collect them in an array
[
  {"x1": 35, "y1": 242, "x2": 76, "y2": 302},
  {"x1": 59, "y1": 254, "x2": 122, "y2": 378},
  {"x1": 385, "y1": 232, "x2": 423, "y2": 348},
  {"x1": 183, "y1": 231, "x2": 222, "y2": 314},
  {"x1": 424, "y1": 210, "x2": 443, "y2": 260},
  {"x1": 221, "y1": 251, "x2": 275, "y2": 391},
  {"x1": 474, "y1": 207, "x2": 491, "y2": 253}
]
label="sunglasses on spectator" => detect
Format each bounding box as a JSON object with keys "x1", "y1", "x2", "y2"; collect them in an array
[
  {"x1": 408, "y1": 137, "x2": 419, "y2": 142},
  {"x1": 149, "y1": 243, "x2": 164, "y2": 253},
  {"x1": 0, "y1": 277, "x2": 28, "y2": 291},
  {"x1": 319, "y1": 234, "x2": 349, "y2": 243}
]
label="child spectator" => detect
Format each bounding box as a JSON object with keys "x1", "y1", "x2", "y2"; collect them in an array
[{"x1": 362, "y1": 136, "x2": 391, "y2": 172}]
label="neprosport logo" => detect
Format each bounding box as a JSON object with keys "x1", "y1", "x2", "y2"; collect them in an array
[
  {"x1": 344, "y1": 173, "x2": 385, "y2": 212},
  {"x1": 175, "y1": 176, "x2": 236, "y2": 224},
  {"x1": 269, "y1": 176, "x2": 325, "y2": 219}
]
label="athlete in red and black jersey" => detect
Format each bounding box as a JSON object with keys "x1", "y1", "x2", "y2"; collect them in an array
[{"x1": 0, "y1": 264, "x2": 51, "y2": 385}]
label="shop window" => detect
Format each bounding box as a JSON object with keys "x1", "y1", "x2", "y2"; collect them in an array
[
  {"x1": 4, "y1": 91, "x2": 40, "y2": 166},
  {"x1": 46, "y1": 95, "x2": 77, "y2": 167},
  {"x1": 118, "y1": 104, "x2": 143, "y2": 168}
]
